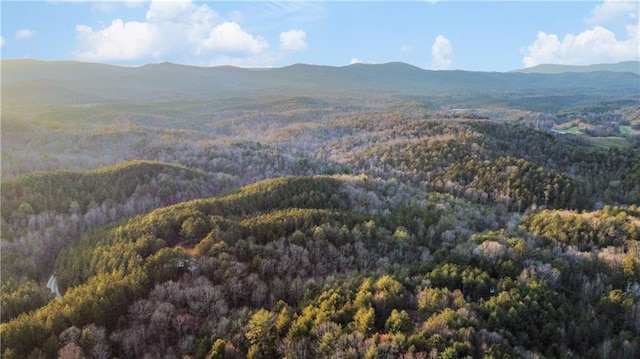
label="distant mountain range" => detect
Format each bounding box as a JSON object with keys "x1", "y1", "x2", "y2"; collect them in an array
[
  {"x1": 514, "y1": 61, "x2": 639, "y2": 74},
  {"x1": 2, "y1": 59, "x2": 639, "y2": 107}
]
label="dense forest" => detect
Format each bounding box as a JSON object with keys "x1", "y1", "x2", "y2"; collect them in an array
[{"x1": 1, "y1": 60, "x2": 639, "y2": 358}]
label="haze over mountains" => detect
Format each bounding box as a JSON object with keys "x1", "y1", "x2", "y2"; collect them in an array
[
  {"x1": 514, "y1": 61, "x2": 640, "y2": 74},
  {"x1": 2, "y1": 59, "x2": 639, "y2": 106},
  {"x1": 1, "y1": 56, "x2": 640, "y2": 359}
]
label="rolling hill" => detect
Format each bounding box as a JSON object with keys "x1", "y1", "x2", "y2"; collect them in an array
[
  {"x1": 514, "y1": 61, "x2": 640, "y2": 74},
  {"x1": 2, "y1": 59, "x2": 639, "y2": 106},
  {"x1": 1, "y1": 58, "x2": 639, "y2": 359}
]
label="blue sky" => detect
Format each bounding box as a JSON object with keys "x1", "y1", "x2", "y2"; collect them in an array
[{"x1": 1, "y1": 1, "x2": 638, "y2": 71}]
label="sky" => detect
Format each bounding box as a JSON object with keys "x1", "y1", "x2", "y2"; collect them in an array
[{"x1": 1, "y1": 0, "x2": 638, "y2": 71}]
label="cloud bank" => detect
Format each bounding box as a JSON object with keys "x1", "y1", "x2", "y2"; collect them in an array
[
  {"x1": 74, "y1": 0, "x2": 307, "y2": 66},
  {"x1": 522, "y1": 0, "x2": 639, "y2": 67},
  {"x1": 586, "y1": 0, "x2": 638, "y2": 25},
  {"x1": 76, "y1": 20, "x2": 156, "y2": 61}
]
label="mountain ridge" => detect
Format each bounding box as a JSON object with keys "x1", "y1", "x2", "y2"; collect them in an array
[
  {"x1": 2, "y1": 59, "x2": 638, "y2": 106},
  {"x1": 514, "y1": 61, "x2": 640, "y2": 74},
  {"x1": 2, "y1": 56, "x2": 640, "y2": 359}
]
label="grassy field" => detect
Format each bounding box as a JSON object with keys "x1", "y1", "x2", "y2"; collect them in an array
[
  {"x1": 586, "y1": 136, "x2": 631, "y2": 148},
  {"x1": 552, "y1": 126, "x2": 582, "y2": 135},
  {"x1": 552, "y1": 125, "x2": 637, "y2": 148},
  {"x1": 619, "y1": 125, "x2": 640, "y2": 136}
]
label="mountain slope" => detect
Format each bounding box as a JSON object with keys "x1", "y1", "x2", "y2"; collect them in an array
[
  {"x1": 515, "y1": 61, "x2": 640, "y2": 74},
  {"x1": 2, "y1": 59, "x2": 638, "y2": 106},
  {"x1": 2, "y1": 173, "x2": 638, "y2": 358},
  {"x1": 1, "y1": 160, "x2": 211, "y2": 222},
  {"x1": 1, "y1": 58, "x2": 639, "y2": 359}
]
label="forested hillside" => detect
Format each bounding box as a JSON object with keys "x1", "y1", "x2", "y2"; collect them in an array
[
  {"x1": 1, "y1": 60, "x2": 639, "y2": 358},
  {"x1": 515, "y1": 61, "x2": 640, "y2": 74}
]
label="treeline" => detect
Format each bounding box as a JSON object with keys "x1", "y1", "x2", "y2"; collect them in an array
[
  {"x1": 54, "y1": 176, "x2": 374, "y2": 290},
  {"x1": 2, "y1": 175, "x2": 638, "y2": 358},
  {"x1": 1, "y1": 96, "x2": 352, "y2": 180},
  {"x1": 0, "y1": 161, "x2": 230, "y2": 322},
  {"x1": 522, "y1": 205, "x2": 640, "y2": 249},
  {"x1": 0, "y1": 176, "x2": 488, "y2": 358},
  {"x1": 1, "y1": 160, "x2": 211, "y2": 224},
  {"x1": 5, "y1": 97, "x2": 638, "y2": 212},
  {"x1": 326, "y1": 116, "x2": 639, "y2": 209},
  {"x1": 1, "y1": 142, "x2": 348, "y2": 324},
  {"x1": 554, "y1": 103, "x2": 640, "y2": 136},
  {"x1": 2, "y1": 97, "x2": 640, "y2": 358}
]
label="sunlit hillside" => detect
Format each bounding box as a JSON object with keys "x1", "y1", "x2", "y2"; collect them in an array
[{"x1": 1, "y1": 60, "x2": 639, "y2": 359}]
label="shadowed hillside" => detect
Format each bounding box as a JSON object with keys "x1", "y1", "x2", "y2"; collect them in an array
[
  {"x1": 1, "y1": 58, "x2": 639, "y2": 359},
  {"x1": 3, "y1": 59, "x2": 639, "y2": 106},
  {"x1": 515, "y1": 61, "x2": 640, "y2": 74}
]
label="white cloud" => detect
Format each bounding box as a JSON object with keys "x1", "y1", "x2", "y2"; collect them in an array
[
  {"x1": 350, "y1": 58, "x2": 362, "y2": 65},
  {"x1": 1, "y1": 36, "x2": 5, "y2": 49},
  {"x1": 125, "y1": 0, "x2": 146, "y2": 8},
  {"x1": 521, "y1": 24, "x2": 639, "y2": 67},
  {"x1": 522, "y1": 0, "x2": 639, "y2": 67},
  {"x1": 75, "y1": 20, "x2": 157, "y2": 61},
  {"x1": 400, "y1": 45, "x2": 412, "y2": 53},
  {"x1": 16, "y1": 29, "x2": 36, "y2": 40},
  {"x1": 92, "y1": 1, "x2": 145, "y2": 13},
  {"x1": 586, "y1": 0, "x2": 638, "y2": 25},
  {"x1": 74, "y1": 0, "x2": 281, "y2": 65},
  {"x1": 75, "y1": 0, "x2": 220, "y2": 62},
  {"x1": 430, "y1": 35, "x2": 452, "y2": 70},
  {"x1": 146, "y1": 0, "x2": 201, "y2": 22},
  {"x1": 279, "y1": 29, "x2": 307, "y2": 51},
  {"x1": 201, "y1": 22, "x2": 268, "y2": 54}
]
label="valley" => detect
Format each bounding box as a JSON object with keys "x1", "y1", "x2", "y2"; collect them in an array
[{"x1": 1, "y1": 60, "x2": 639, "y2": 359}]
